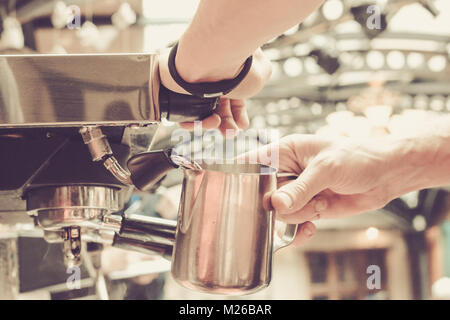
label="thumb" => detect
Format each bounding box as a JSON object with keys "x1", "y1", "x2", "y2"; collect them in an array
[{"x1": 272, "y1": 164, "x2": 327, "y2": 214}]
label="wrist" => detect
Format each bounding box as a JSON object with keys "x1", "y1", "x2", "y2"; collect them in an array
[
  {"x1": 384, "y1": 130, "x2": 450, "y2": 196},
  {"x1": 176, "y1": 33, "x2": 246, "y2": 83}
]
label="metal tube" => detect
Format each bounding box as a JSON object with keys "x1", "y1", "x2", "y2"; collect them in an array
[
  {"x1": 120, "y1": 213, "x2": 177, "y2": 243},
  {"x1": 80, "y1": 126, "x2": 133, "y2": 185}
]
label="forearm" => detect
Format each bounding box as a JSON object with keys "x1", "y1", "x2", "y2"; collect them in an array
[
  {"x1": 176, "y1": 0, "x2": 325, "y2": 82},
  {"x1": 387, "y1": 116, "x2": 450, "y2": 196}
]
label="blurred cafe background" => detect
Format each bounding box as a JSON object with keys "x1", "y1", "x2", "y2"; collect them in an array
[{"x1": 0, "y1": 0, "x2": 450, "y2": 300}]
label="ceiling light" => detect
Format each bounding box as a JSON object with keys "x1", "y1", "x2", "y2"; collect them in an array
[
  {"x1": 414, "y1": 95, "x2": 429, "y2": 110},
  {"x1": 386, "y1": 51, "x2": 405, "y2": 69},
  {"x1": 399, "y1": 95, "x2": 413, "y2": 109},
  {"x1": 311, "y1": 103, "x2": 323, "y2": 115},
  {"x1": 432, "y1": 277, "x2": 450, "y2": 299},
  {"x1": 401, "y1": 190, "x2": 419, "y2": 208},
  {"x1": 304, "y1": 57, "x2": 321, "y2": 74},
  {"x1": 289, "y1": 97, "x2": 302, "y2": 109},
  {"x1": 322, "y1": 0, "x2": 344, "y2": 21},
  {"x1": 112, "y1": 2, "x2": 137, "y2": 30},
  {"x1": 278, "y1": 99, "x2": 290, "y2": 110},
  {"x1": 412, "y1": 215, "x2": 427, "y2": 231},
  {"x1": 366, "y1": 51, "x2": 385, "y2": 69},
  {"x1": 430, "y1": 96, "x2": 445, "y2": 112},
  {"x1": 366, "y1": 227, "x2": 379, "y2": 240},
  {"x1": 407, "y1": 52, "x2": 425, "y2": 69},
  {"x1": 283, "y1": 57, "x2": 303, "y2": 77},
  {"x1": 428, "y1": 55, "x2": 446, "y2": 72},
  {"x1": 294, "y1": 43, "x2": 312, "y2": 56},
  {"x1": 0, "y1": 17, "x2": 24, "y2": 50}
]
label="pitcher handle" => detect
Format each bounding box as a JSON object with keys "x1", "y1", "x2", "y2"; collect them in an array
[
  {"x1": 272, "y1": 172, "x2": 300, "y2": 252},
  {"x1": 273, "y1": 221, "x2": 298, "y2": 252}
]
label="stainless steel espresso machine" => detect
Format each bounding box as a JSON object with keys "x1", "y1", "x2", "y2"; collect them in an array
[{"x1": 0, "y1": 53, "x2": 218, "y2": 275}]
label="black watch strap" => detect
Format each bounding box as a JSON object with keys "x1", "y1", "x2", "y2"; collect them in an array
[{"x1": 168, "y1": 42, "x2": 253, "y2": 98}]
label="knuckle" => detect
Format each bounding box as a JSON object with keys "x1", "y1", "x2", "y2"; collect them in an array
[
  {"x1": 289, "y1": 180, "x2": 309, "y2": 198},
  {"x1": 314, "y1": 154, "x2": 336, "y2": 171},
  {"x1": 281, "y1": 134, "x2": 304, "y2": 148}
]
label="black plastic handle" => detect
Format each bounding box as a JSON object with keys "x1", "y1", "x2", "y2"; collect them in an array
[
  {"x1": 113, "y1": 234, "x2": 173, "y2": 260},
  {"x1": 119, "y1": 213, "x2": 177, "y2": 243},
  {"x1": 158, "y1": 84, "x2": 219, "y2": 122}
]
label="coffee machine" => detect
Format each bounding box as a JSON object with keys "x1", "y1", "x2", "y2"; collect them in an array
[{"x1": 0, "y1": 53, "x2": 217, "y2": 269}]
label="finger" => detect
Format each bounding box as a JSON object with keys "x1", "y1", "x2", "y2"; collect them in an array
[
  {"x1": 276, "y1": 195, "x2": 327, "y2": 223},
  {"x1": 230, "y1": 100, "x2": 249, "y2": 130},
  {"x1": 272, "y1": 163, "x2": 328, "y2": 214},
  {"x1": 236, "y1": 140, "x2": 280, "y2": 166},
  {"x1": 236, "y1": 134, "x2": 309, "y2": 170},
  {"x1": 278, "y1": 193, "x2": 374, "y2": 224},
  {"x1": 217, "y1": 98, "x2": 239, "y2": 136},
  {"x1": 179, "y1": 113, "x2": 221, "y2": 130},
  {"x1": 316, "y1": 193, "x2": 383, "y2": 219},
  {"x1": 292, "y1": 221, "x2": 316, "y2": 246}
]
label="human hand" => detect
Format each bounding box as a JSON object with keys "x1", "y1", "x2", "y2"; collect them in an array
[
  {"x1": 158, "y1": 47, "x2": 272, "y2": 135},
  {"x1": 178, "y1": 97, "x2": 249, "y2": 136},
  {"x1": 245, "y1": 134, "x2": 419, "y2": 243}
]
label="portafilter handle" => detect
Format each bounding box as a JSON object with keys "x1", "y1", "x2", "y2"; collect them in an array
[
  {"x1": 118, "y1": 213, "x2": 177, "y2": 243},
  {"x1": 112, "y1": 234, "x2": 173, "y2": 261},
  {"x1": 104, "y1": 213, "x2": 176, "y2": 260}
]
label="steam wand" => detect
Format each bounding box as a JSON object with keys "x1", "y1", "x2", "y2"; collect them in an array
[{"x1": 80, "y1": 126, "x2": 133, "y2": 185}]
